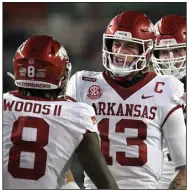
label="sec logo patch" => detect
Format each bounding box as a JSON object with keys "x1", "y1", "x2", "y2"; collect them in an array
[{"x1": 87, "y1": 85, "x2": 102, "y2": 100}]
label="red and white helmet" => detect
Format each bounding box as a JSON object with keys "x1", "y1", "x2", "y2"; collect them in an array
[
  {"x1": 13, "y1": 35, "x2": 71, "y2": 90},
  {"x1": 102, "y1": 11, "x2": 155, "y2": 77},
  {"x1": 152, "y1": 14, "x2": 186, "y2": 79}
]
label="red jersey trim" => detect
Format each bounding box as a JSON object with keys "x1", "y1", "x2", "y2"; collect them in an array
[
  {"x1": 102, "y1": 71, "x2": 157, "y2": 101},
  {"x1": 161, "y1": 105, "x2": 183, "y2": 128}
]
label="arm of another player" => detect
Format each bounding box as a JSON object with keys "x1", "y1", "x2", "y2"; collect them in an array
[
  {"x1": 76, "y1": 131, "x2": 118, "y2": 189},
  {"x1": 162, "y1": 107, "x2": 186, "y2": 189},
  {"x1": 75, "y1": 103, "x2": 118, "y2": 189},
  {"x1": 169, "y1": 166, "x2": 186, "y2": 189}
]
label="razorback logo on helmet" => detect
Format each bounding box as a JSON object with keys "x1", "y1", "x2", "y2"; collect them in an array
[
  {"x1": 87, "y1": 85, "x2": 102, "y2": 100},
  {"x1": 56, "y1": 46, "x2": 69, "y2": 61},
  {"x1": 148, "y1": 23, "x2": 155, "y2": 33},
  {"x1": 18, "y1": 41, "x2": 26, "y2": 52}
]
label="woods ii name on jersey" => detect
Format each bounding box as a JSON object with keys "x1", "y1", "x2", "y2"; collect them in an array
[{"x1": 4, "y1": 99, "x2": 62, "y2": 116}]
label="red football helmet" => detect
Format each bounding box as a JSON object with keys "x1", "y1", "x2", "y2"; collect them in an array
[
  {"x1": 152, "y1": 14, "x2": 186, "y2": 79},
  {"x1": 13, "y1": 35, "x2": 71, "y2": 90},
  {"x1": 102, "y1": 11, "x2": 155, "y2": 77}
]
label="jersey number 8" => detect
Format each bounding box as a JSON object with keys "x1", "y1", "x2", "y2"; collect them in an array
[{"x1": 8, "y1": 116, "x2": 49, "y2": 180}]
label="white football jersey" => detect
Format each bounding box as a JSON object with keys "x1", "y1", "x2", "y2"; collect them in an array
[
  {"x1": 67, "y1": 70, "x2": 186, "y2": 189},
  {"x1": 159, "y1": 85, "x2": 186, "y2": 189},
  {"x1": 3, "y1": 91, "x2": 98, "y2": 189}
]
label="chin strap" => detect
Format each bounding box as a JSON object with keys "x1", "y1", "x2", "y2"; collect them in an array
[
  {"x1": 7, "y1": 72, "x2": 15, "y2": 80},
  {"x1": 109, "y1": 67, "x2": 148, "y2": 83}
]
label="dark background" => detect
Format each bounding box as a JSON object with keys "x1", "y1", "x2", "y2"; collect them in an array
[{"x1": 3, "y1": 2, "x2": 186, "y2": 188}]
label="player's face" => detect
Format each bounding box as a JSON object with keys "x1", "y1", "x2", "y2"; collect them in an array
[
  {"x1": 112, "y1": 40, "x2": 141, "y2": 66},
  {"x1": 158, "y1": 48, "x2": 186, "y2": 68}
]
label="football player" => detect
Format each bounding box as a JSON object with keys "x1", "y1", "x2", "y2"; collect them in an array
[
  {"x1": 3, "y1": 35, "x2": 119, "y2": 189},
  {"x1": 66, "y1": 11, "x2": 186, "y2": 189},
  {"x1": 151, "y1": 14, "x2": 186, "y2": 189}
]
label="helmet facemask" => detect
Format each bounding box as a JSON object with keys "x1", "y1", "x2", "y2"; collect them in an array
[
  {"x1": 102, "y1": 32, "x2": 153, "y2": 77},
  {"x1": 152, "y1": 44, "x2": 186, "y2": 79}
]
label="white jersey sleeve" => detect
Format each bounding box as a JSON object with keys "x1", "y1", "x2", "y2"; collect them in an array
[
  {"x1": 170, "y1": 76, "x2": 185, "y2": 106},
  {"x1": 162, "y1": 108, "x2": 186, "y2": 168},
  {"x1": 161, "y1": 77, "x2": 186, "y2": 168},
  {"x1": 77, "y1": 103, "x2": 98, "y2": 134}
]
